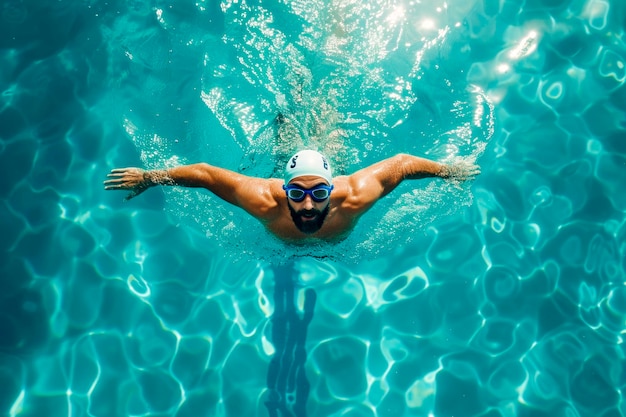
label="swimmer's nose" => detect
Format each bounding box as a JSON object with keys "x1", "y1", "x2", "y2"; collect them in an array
[{"x1": 302, "y1": 194, "x2": 314, "y2": 209}]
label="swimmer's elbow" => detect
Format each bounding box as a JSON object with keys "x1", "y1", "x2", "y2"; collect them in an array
[
  {"x1": 169, "y1": 163, "x2": 215, "y2": 187},
  {"x1": 191, "y1": 162, "x2": 214, "y2": 178},
  {"x1": 389, "y1": 153, "x2": 421, "y2": 181},
  {"x1": 395, "y1": 153, "x2": 444, "y2": 179},
  {"x1": 186, "y1": 162, "x2": 239, "y2": 188}
]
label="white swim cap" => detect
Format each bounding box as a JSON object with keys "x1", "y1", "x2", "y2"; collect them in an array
[{"x1": 284, "y1": 150, "x2": 333, "y2": 184}]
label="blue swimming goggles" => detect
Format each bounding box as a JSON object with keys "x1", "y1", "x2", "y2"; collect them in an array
[{"x1": 283, "y1": 184, "x2": 334, "y2": 202}]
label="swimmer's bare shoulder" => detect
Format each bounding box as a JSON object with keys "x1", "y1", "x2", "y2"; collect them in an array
[{"x1": 244, "y1": 178, "x2": 285, "y2": 220}]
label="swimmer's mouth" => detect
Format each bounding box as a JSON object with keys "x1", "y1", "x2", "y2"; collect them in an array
[{"x1": 300, "y1": 211, "x2": 318, "y2": 221}]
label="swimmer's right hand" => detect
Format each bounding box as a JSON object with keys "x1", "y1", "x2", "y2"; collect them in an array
[{"x1": 104, "y1": 167, "x2": 152, "y2": 200}]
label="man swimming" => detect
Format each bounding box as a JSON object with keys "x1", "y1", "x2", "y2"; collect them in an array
[{"x1": 104, "y1": 150, "x2": 479, "y2": 243}]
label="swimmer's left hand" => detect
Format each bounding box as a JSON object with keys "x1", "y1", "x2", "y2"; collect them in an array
[{"x1": 441, "y1": 159, "x2": 481, "y2": 181}]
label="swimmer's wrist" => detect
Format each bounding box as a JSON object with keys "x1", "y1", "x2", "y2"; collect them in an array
[
  {"x1": 438, "y1": 164, "x2": 450, "y2": 178},
  {"x1": 143, "y1": 169, "x2": 175, "y2": 186}
]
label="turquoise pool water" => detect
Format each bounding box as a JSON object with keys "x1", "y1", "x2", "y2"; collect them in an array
[{"x1": 1, "y1": 0, "x2": 625, "y2": 416}]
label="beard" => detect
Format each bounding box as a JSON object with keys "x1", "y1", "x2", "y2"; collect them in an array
[{"x1": 288, "y1": 202, "x2": 330, "y2": 234}]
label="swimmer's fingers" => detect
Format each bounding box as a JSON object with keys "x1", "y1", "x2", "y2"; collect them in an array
[
  {"x1": 103, "y1": 178, "x2": 134, "y2": 190},
  {"x1": 104, "y1": 168, "x2": 148, "y2": 199},
  {"x1": 104, "y1": 168, "x2": 144, "y2": 185},
  {"x1": 103, "y1": 178, "x2": 124, "y2": 189},
  {"x1": 443, "y1": 161, "x2": 481, "y2": 181},
  {"x1": 103, "y1": 174, "x2": 129, "y2": 188},
  {"x1": 109, "y1": 167, "x2": 136, "y2": 174},
  {"x1": 466, "y1": 164, "x2": 481, "y2": 178},
  {"x1": 455, "y1": 160, "x2": 481, "y2": 179},
  {"x1": 106, "y1": 167, "x2": 144, "y2": 179}
]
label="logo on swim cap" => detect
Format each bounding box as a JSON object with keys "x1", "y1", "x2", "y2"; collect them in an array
[{"x1": 284, "y1": 150, "x2": 333, "y2": 184}]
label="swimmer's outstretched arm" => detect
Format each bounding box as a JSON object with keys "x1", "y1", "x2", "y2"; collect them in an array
[
  {"x1": 104, "y1": 164, "x2": 275, "y2": 211},
  {"x1": 375, "y1": 154, "x2": 480, "y2": 182},
  {"x1": 352, "y1": 153, "x2": 479, "y2": 192},
  {"x1": 343, "y1": 153, "x2": 480, "y2": 214}
]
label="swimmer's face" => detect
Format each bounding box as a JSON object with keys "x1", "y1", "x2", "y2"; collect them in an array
[{"x1": 286, "y1": 176, "x2": 331, "y2": 234}]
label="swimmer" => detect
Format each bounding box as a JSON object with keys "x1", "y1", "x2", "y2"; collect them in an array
[{"x1": 104, "y1": 150, "x2": 480, "y2": 243}]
